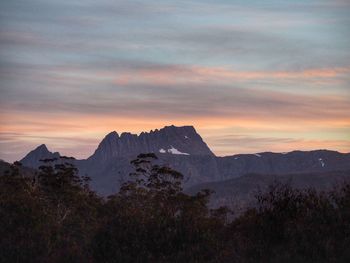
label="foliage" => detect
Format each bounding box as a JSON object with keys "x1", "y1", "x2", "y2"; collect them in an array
[
  {"x1": 225, "y1": 182, "x2": 350, "y2": 263},
  {"x1": 0, "y1": 158, "x2": 101, "y2": 263},
  {"x1": 0, "y1": 154, "x2": 349, "y2": 262},
  {"x1": 92, "y1": 153, "x2": 227, "y2": 263}
]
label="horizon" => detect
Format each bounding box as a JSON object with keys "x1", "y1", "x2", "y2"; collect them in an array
[
  {"x1": 1, "y1": 1, "x2": 350, "y2": 162},
  {"x1": 9, "y1": 124, "x2": 350, "y2": 164}
]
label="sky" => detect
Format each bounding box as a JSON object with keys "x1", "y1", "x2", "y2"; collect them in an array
[{"x1": 0, "y1": 0, "x2": 349, "y2": 162}]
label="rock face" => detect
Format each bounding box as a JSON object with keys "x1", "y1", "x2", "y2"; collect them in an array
[
  {"x1": 78, "y1": 125, "x2": 216, "y2": 194},
  {"x1": 89, "y1": 125, "x2": 214, "y2": 163},
  {"x1": 19, "y1": 125, "x2": 350, "y2": 196}
]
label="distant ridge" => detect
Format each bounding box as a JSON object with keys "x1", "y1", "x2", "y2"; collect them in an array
[
  {"x1": 19, "y1": 125, "x2": 350, "y2": 195},
  {"x1": 20, "y1": 144, "x2": 60, "y2": 168}
]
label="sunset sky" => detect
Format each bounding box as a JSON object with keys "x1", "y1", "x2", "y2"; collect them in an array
[{"x1": 0, "y1": 0, "x2": 349, "y2": 162}]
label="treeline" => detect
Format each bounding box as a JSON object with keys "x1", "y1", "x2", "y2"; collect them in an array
[{"x1": 0, "y1": 154, "x2": 349, "y2": 263}]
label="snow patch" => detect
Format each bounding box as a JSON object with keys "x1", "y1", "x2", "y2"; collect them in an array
[
  {"x1": 318, "y1": 158, "x2": 325, "y2": 167},
  {"x1": 159, "y1": 146, "x2": 190, "y2": 155},
  {"x1": 168, "y1": 146, "x2": 190, "y2": 155}
]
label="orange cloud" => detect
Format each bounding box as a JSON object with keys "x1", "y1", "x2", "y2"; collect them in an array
[
  {"x1": 191, "y1": 66, "x2": 349, "y2": 80},
  {"x1": 113, "y1": 65, "x2": 350, "y2": 86},
  {"x1": 34, "y1": 63, "x2": 349, "y2": 88}
]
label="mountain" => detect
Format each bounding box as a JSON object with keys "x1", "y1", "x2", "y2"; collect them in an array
[
  {"x1": 187, "y1": 170, "x2": 350, "y2": 213},
  {"x1": 217, "y1": 150, "x2": 350, "y2": 180},
  {"x1": 19, "y1": 125, "x2": 350, "y2": 196},
  {"x1": 21, "y1": 144, "x2": 60, "y2": 168},
  {"x1": 89, "y1": 125, "x2": 214, "y2": 163},
  {"x1": 79, "y1": 125, "x2": 216, "y2": 194}
]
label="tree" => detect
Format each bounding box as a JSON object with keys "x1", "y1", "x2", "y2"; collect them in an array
[
  {"x1": 0, "y1": 162, "x2": 48, "y2": 263},
  {"x1": 225, "y1": 182, "x2": 350, "y2": 263},
  {"x1": 92, "y1": 153, "x2": 228, "y2": 263},
  {"x1": 0, "y1": 158, "x2": 102, "y2": 263}
]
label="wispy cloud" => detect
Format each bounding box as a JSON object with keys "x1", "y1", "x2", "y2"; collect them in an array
[{"x1": 0, "y1": 0, "x2": 349, "y2": 161}]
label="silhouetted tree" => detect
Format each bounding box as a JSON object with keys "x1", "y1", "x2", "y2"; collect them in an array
[
  {"x1": 0, "y1": 162, "x2": 48, "y2": 263},
  {"x1": 92, "y1": 153, "x2": 228, "y2": 263},
  {"x1": 1, "y1": 156, "x2": 349, "y2": 263},
  {"x1": 223, "y1": 182, "x2": 350, "y2": 263},
  {"x1": 0, "y1": 158, "x2": 102, "y2": 263}
]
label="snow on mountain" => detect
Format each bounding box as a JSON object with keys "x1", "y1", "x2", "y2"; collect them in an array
[{"x1": 160, "y1": 146, "x2": 190, "y2": 155}]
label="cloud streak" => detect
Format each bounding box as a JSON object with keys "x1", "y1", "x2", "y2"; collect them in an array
[{"x1": 0, "y1": 0, "x2": 349, "y2": 161}]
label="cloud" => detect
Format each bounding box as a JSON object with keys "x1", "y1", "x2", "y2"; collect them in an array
[
  {"x1": 113, "y1": 64, "x2": 350, "y2": 85},
  {"x1": 0, "y1": 0, "x2": 349, "y2": 161},
  {"x1": 1, "y1": 0, "x2": 349, "y2": 69},
  {"x1": 3, "y1": 60, "x2": 349, "y2": 121}
]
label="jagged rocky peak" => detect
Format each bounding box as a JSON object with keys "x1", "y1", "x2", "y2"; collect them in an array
[
  {"x1": 35, "y1": 144, "x2": 50, "y2": 153},
  {"x1": 120, "y1": 132, "x2": 138, "y2": 139},
  {"x1": 91, "y1": 131, "x2": 120, "y2": 162},
  {"x1": 99, "y1": 131, "x2": 119, "y2": 148},
  {"x1": 104, "y1": 131, "x2": 119, "y2": 141},
  {"x1": 20, "y1": 144, "x2": 60, "y2": 168},
  {"x1": 89, "y1": 125, "x2": 214, "y2": 161}
]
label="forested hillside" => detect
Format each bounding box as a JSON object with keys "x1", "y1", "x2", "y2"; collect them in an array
[{"x1": 1, "y1": 155, "x2": 349, "y2": 263}]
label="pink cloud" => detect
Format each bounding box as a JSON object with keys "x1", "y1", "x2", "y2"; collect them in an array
[{"x1": 112, "y1": 65, "x2": 350, "y2": 86}]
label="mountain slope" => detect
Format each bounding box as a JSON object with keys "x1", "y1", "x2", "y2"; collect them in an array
[
  {"x1": 187, "y1": 170, "x2": 350, "y2": 213},
  {"x1": 217, "y1": 150, "x2": 350, "y2": 180}
]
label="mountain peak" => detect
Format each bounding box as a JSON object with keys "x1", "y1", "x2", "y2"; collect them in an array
[
  {"x1": 36, "y1": 144, "x2": 49, "y2": 152},
  {"x1": 120, "y1": 132, "x2": 137, "y2": 138},
  {"x1": 20, "y1": 144, "x2": 60, "y2": 168},
  {"x1": 105, "y1": 131, "x2": 119, "y2": 139},
  {"x1": 89, "y1": 125, "x2": 214, "y2": 161}
]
